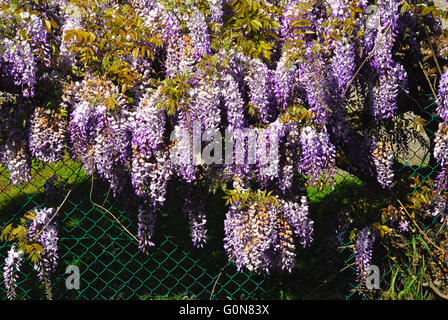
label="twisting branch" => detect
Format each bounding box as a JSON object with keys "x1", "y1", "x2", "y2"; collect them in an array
[
  {"x1": 418, "y1": 61, "x2": 439, "y2": 100},
  {"x1": 423, "y1": 280, "x2": 448, "y2": 300},
  {"x1": 89, "y1": 175, "x2": 139, "y2": 243},
  {"x1": 209, "y1": 254, "x2": 235, "y2": 300}
]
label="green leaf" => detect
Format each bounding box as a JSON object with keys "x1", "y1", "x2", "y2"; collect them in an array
[
  {"x1": 43, "y1": 19, "x2": 52, "y2": 32},
  {"x1": 0, "y1": 224, "x2": 13, "y2": 241},
  {"x1": 32, "y1": 243, "x2": 44, "y2": 254}
]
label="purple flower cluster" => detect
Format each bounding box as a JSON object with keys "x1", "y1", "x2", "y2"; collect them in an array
[
  {"x1": 397, "y1": 220, "x2": 410, "y2": 232},
  {"x1": 224, "y1": 193, "x2": 313, "y2": 273},
  {"x1": 0, "y1": 136, "x2": 32, "y2": 185},
  {"x1": 170, "y1": 124, "x2": 196, "y2": 183},
  {"x1": 435, "y1": 122, "x2": 448, "y2": 168},
  {"x1": 144, "y1": 148, "x2": 174, "y2": 207},
  {"x1": 20, "y1": 12, "x2": 51, "y2": 66},
  {"x1": 435, "y1": 67, "x2": 448, "y2": 198},
  {"x1": 299, "y1": 126, "x2": 336, "y2": 186},
  {"x1": 131, "y1": 89, "x2": 166, "y2": 194},
  {"x1": 0, "y1": 0, "x2": 436, "y2": 277},
  {"x1": 355, "y1": 227, "x2": 375, "y2": 284},
  {"x1": 278, "y1": 121, "x2": 301, "y2": 195},
  {"x1": 3, "y1": 246, "x2": 23, "y2": 300},
  {"x1": 371, "y1": 139, "x2": 394, "y2": 189},
  {"x1": 187, "y1": 11, "x2": 211, "y2": 61},
  {"x1": 59, "y1": 4, "x2": 82, "y2": 69},
  {"x1": 432, "y1": 194, "x2": 447, "y2": 224},
  {"x1": 183, "y1": 186, "x2": 207, "y2": 248},
  {"x1": 369, "y1": 0, "x2": 407, "y2": 120},
  {"x1": 66, "y1": 76, "x2": 131, "y2": 194},
  {"x1": 245, "y1": 59, "x2": 274, "y2": 123},
  {"x1": 330, "y1": 38, "x2": 355, "y2": 95},
  {"x1": 208, "y1": 0, "x2": 223, "y2": 25},
  {"x1": 29, "y1": 107, "x2": 66, "y2": 163},
  {"x1": 27, "y1": 207, "x2": 59, "y2": 284},
  {"x1": 0, "y1": 38, "x2": 37, "y2": 97},
  {"x1": 438, "y1": 69, "x2": 448, "y2": 121},
  {"x1": 257, "y1": 118, "x2": 290, "y2": 185},
  {"x1": 298, "y1": 53, "x2": 332, "y2": 126},
  {"x1": 272, "y1": 51, "x2": 299, "y2": 110},
  {"x1": 327, "y1": 0, "x2": 351, "y2": 19},
  {"x1": 137, "y1": 201, "x2": 157, "y2": 253}
]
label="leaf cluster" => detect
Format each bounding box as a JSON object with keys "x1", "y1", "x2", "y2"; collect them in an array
[
  {"x1": 66, "y1": 0, "x2": 163, "y2": 93},
  {"x1": 1, "y1": 210, "x2": 44, "y2": 265},
  {"x1": 217, "y1": 0, "x2": 282, "y2": 60},
  {"x1": 223, "y1": 186, "x2": 279, "y2": 208}
]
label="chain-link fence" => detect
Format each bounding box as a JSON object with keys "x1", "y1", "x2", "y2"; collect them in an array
[
  {"x1": 338, "y1": 95, "x2": 448, "y2": 300},
  {"x1": 0, "y1": 155, "x2": 280, "y2": 300},
  {"x1": 0, "y1": 97, "x2": 446, "y2": 300}
]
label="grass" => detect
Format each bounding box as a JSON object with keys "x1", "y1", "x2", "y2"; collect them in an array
[
  {"x1": 307, "y1": 169, "x2": 363, "y2": 204},
  {"x1": 0, "y1": 153, "x2": 90, "y2": 209}
]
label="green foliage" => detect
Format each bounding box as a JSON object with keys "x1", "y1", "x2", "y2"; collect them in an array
[
  {"x1": 223, "y1": 186, "x2": 279, "y2": 208},
  {"x1": 66, "y1": 0, "x2": 163, "y2": 93},
  {"x1": 217, "y1": 0, "x2": 282, "y2": 60},
  {"x1": 152, "y1": 73, "x2": 194, "y2": 116},
  {"x1": 0, "y1": 1, "x2": 55, "y2": 62},
  {"x1": 368, "y1": 176, "x2": 448, "y2": 299}
]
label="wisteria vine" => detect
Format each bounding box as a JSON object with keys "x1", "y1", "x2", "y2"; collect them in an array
[{"x1": 0, "y1": 0, "x2": 447, "y2": 298}]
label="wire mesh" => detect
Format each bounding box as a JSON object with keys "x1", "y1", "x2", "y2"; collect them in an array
[{"x1": 0, "y1": 97, "x2": 444, "y2": 300}]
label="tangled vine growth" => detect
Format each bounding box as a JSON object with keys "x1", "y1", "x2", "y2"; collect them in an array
[{"x1": 1, "y1": 0, "x2": 448, "y2": 299}]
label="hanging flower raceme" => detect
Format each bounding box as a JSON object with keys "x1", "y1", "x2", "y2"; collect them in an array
[
  {"x1": 245, "y1": 58, "x2": 275, "y2": 124},
  {"x1": 131, "y1": 88, "x2": 166, "y2": 194},
  {"x1": 65, "y1": 76, "x2": 131, "y2": 194},
  {"x1": 27, "y1": 207, "x2": 59, "y2": 285},
  {"x1": 437, "y1": 68, "x2": 448, "y2": 122},
  {"x1": 371, "y1": 139, "x2": 394, "y2": 189},
  {"x1": 278, "y1": 121, "x2": 301, "y2": 195},
  {"x1": 2, "y1": 206, "x2": 61, "y2": 299},
  {"x1": 435, "y1": 122, "x2": 448, "y2": 168},
  {"x1": 273, "y1": 51, "x2": 300, "y2": 111},
  {"x1": 431, "y1": 193, "x2": 448, "y2": 224},
  {"x1": 369, "y1": 0, "x2": 407, "y2": 120},
  {"x1": 3, "y1": 245, "x2": 23, "y2": 300},
  {"x1": 354, "y1": 227, "x2": 375, "y2": 284},
  {"x1": 255, "y1": 118, "x2": 284, "y2": 184},
  {"x1": 299, "y1": 126, "x2": 336, "y2": 186},
  {"x1": 186, "y1": 11, "x2": 211, "y2": 61},
  {"x1": 59, "y1": 3, "x2": 82, "y2": 69},
  {"x1": 137, "y1": 201, "x2": 157, "y2": 253},
  {"x1": 93, "y1": 105, "x2": 131, "y2": 194},
  {"x1": 0, "y1": 38, "x2": 37, "y2": 97},
  {"x1": 223, "y1": 189, "x2": 313, "y2": 273},
  {"x1": 170, "y1": 76, "x2": 222, "y2": 181},
  {"x1": 145, "y1": 148, "x2": 174, "y2": 207},
  {"x1": 298, "y1": 51, "x2": 333, "y2": 126},
  {"x1": 208, "y1": 0, "x2": 223, "y2": 25},
  {"x1": 220, "y1": 72, "x2": 250, "y2": 177},
  {"x1": 0, "y1": 135, "x2": 32, "y2": 186},
  {"x1": 330, "y1": 37, "x2": 355, "y2": 96},
  {"x1": 20, "y1": 12, "x2": 51, "y2": 66},
  {"x1": 183, "y1": 185, "x2": 207, "y2": 248},
  {"x1": 29, "y1": 107, "x2": 67, "y2": 163}
]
